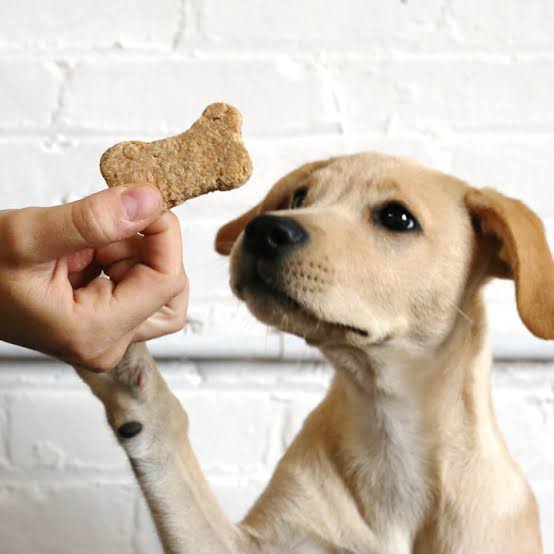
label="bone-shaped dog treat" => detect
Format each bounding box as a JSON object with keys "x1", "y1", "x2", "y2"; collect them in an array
[{"x1": 100, "y1": 103, "x2": 253, "y2": 210}]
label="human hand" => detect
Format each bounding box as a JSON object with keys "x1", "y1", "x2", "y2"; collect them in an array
[{"x1": 0, "y1": 185, "x2": 188, "y2": 371}]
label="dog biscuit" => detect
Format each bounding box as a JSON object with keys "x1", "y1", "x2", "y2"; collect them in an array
[{"x1": 100, "y1": 103, "x2": 253, "y2": 210}]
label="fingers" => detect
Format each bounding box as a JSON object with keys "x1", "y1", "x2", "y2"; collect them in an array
[
  {"x1": 68, "y1": 267, "x2": 187, "y2": 371},
  {"x1": 104, "y1": 259, "x2": 135, "y2": 284},
  {"x1": 111, "y1": 261, "x2": 187, "y2": 334},
  {"x1": 140, "y1": 211, "x2": 183, "y2": 275},
  {"x1": 133, "y1": 282, "x2": 189, "y2": 342},
  {"x1": 68, "y1": 261, "x2": 102, "y2": 289},
  {"x1": 95, "y1": 236, "x2": 142, "y2": 267},
  {"x1": 66, "y1": 248, "x2": 95, "y2": 273},
  {"x1": 53, "y1": 203, "x2": 185, "y2": 368},
  {"x1": 96, "y1": 213, "x2": 183, "y2": 281},
  {"x1": 1, "y1": 185, "x2": 162, "y2": 264}
]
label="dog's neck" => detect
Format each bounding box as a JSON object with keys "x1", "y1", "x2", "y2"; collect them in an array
[
  {"x1": 316, "y1": 291, "x2": 501, "y2": 527},
  {"x1": 320, "y1": 290, "x2": 494, "y2": 431}
]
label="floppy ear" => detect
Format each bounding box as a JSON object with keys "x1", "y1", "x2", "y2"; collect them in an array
[
  {"x1": 214, "y1": 205, "x2": 261, "y2": 255},
  {"x1": 465, "y1": 188, "x2": 554, "y2": 339},
  {"x1": 214, "y1": 159, "x2": 332, "y2": 256}
]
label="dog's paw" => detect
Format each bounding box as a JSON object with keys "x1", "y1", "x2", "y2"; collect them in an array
[
  {"x1": 75, "y1": 342, "x2": 186, "y2": 457},
  {"x1": 74, "y1": 343, "x2": 164, "y2": 451},
  {"x1": 110, "y1": 342, "x2": 153, "y2": 393},
  {"x1": 76, "y1": 342, "x2": 153, "y2": 394}
]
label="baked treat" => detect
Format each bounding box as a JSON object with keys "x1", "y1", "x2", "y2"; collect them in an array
[{"x1": 100, "y1": 103, "x2": 253, "y2": 209}]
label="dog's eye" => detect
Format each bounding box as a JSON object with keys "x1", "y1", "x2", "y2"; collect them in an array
[
  {"x1": 375, "y1": 202, "x2": 420, "y2": 232},
  {"x1": 291, "y1": 187, "x2": 308, "y2": 209}
]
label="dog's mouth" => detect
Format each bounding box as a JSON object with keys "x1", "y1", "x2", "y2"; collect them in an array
[{"x1": 240, "y1": 267, "x2": 369, "y2": 338}]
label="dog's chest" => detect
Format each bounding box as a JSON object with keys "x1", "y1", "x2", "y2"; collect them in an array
[{"x1": 342, "y1": 394, "x2": 430, "y2": 540}]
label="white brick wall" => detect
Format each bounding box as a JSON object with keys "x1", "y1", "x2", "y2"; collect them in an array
[{"x1": 0, "y1": 1, "x2": 553, "y2": 552}]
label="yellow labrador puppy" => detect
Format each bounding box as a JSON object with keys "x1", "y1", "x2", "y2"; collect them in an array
[{"x1": 78, "y1": 152, "x2": 549, "y2": 553}]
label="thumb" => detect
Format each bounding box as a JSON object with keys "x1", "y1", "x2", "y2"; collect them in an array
[{"x1": 17, "y1": 185, "x2": 162, "y2": 262}]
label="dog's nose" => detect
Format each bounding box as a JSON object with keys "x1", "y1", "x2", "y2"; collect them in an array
[{"x1": 243, "y1": 214, "x2": 308, "y2": 258}]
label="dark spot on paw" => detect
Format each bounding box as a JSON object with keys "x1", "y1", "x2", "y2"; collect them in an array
[{"x1": 118, "y1": 421, "x2": 143, "y2": 439}]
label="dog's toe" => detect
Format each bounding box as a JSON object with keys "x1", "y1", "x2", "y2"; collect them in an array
[{"x1": 111, "y1": 343, "x2": 154, "y2": 392}]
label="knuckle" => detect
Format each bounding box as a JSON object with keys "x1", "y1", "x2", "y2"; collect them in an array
[
  {"x1": 160, "y1": 210, "x2": 181, "y2": 235},
  {"x1": 166, "y1": 311, "x2": 186, "y2": 334},
  {"x1": 156, "y1": 272, "x2": 186, "y2": 300},
  {"x1": 71, "y1": 197, "x2": 114, "y2": 245},
  {"x1": 174, "y1": 311, "x2": 187, "y2": 331},
  {"x1": 173, "y1": 271, "x2": 188, "y2": 295},
  {"x1": 166, "y1": 210, "x2": 180, "y2": 227}
]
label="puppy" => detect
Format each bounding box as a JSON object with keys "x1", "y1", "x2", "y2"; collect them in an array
[{"x1": 78, "y1": 152, "x2": 549, "y2": 553}]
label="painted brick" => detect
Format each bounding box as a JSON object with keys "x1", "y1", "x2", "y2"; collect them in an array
[
  {"x1": 0, "y1": 60, "x2": 60, "y2": 128},
  {"x1": 332, "y1": 59, "x2": 554, "y2": 133},
  {"x1": 450, "y1": 136, "x2": 554, "y2": 218},
  {"x1": 0, "y1": 139, "x2": 107, "y2": 209},
  {"x1": 447, "y1": 0, "x2": 554, "y2": 50},
  {"x1": 0, "y1": 396, "x2": 9, "y2": 468},
  {"x1": 0, "y1": 360, "x2": 83, "y2": 390},
  {"x1": 199, "y1": 0, "x2": 554, "y2": 52},
  {"x1": 0, "y1": 483, "x2": 135, "y2": 554},
  {"x1": 180, "y1": 220, "x2": 235, "y2": 300},
  {"x1": 177, "y1": 391, "x2": 275, "y2": 471},
  {"x1": 208, "y1": 476, "x2": 268, "y2": 522},
  {"x1": 200, "y1": 0, "x2": 443, "y2": 50},
  {"x1": 8, "y1": 391, "x2": 128, "y2": 470},
  {"x1": 0, "y1": 0, "x2": 178, "y2": 50},
  {"x1": 493, "y1": 364, "x2": 554, "y2": 552},
  {"x1": 195, "y1": 360, "x2": 331, "y2": 388},
  {"x1": 61, "y1": 59, "x2": 336, "y2": 136},
  {"x1": 493, "y1": 388, "x2": 554, "y2": 483},
  {"x1": 280, "y1": 391, "x2": 323, "y2": 448}
]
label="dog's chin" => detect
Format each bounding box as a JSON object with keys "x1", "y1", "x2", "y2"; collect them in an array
[{"x1": 237, "y1": 277, "x2": 369, "y2": 346}]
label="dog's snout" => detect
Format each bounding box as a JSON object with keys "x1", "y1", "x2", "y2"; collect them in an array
[{"x1": 243, "y1": 215, "x2": 308, "y2": 258}]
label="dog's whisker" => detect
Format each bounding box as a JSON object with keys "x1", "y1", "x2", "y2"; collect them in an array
[{"x1": 455, "y1": 306, "x2": 473, "y2": 324}]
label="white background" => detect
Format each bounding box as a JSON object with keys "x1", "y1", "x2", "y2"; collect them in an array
[{"x1": 0, "y1": 1, "x2": 553, "y2": 552}]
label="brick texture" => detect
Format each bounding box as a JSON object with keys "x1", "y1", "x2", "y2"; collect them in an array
[
  {"x1": 0, "y1": 60, "x2": 60, "y2": 128},
  {"x1": 0, "y1": 0, "x2": 178, "y2": 49}
]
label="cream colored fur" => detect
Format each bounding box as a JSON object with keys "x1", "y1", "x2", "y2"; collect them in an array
[{"x1": 77, "y1": 153, "x2": 546, "y2": 553}]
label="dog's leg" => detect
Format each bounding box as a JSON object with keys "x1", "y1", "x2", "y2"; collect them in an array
[{"x1": 75, "y1": 342, "x2": 259, "y2": 554}]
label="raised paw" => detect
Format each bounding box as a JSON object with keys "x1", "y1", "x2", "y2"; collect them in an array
[
  {"x1": 110, "y1": 342, "x2": 154, "y2": 393},
  {"x1": 75, "y1": 341, "x2": 186, "y2": 461},
  {"x1": 74, "y1": 342, "x2": 165, "y2": 440},
  {"x1": 76, "y1": 342, "x2": 155, "y2": 399}
]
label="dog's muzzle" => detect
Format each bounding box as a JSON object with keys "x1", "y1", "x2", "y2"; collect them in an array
[{"x1": 243, "y1": 215, "x2": 308, "y2": 259}]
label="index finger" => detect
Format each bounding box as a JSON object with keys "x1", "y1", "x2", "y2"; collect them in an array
[{"x1": 140, "y1": 211, "x2": 183, "y2": 275}]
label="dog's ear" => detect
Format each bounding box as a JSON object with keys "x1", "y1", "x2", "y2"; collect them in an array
[
  {"x1": 465, "y1": 188, "x2": 554, "y2": 339},
  {"x1": 214, "y1": 204, "x2": 262, "y2": 255},
  {"x1": 214, "y1": 159, "x2": 331, "y2": 255}
]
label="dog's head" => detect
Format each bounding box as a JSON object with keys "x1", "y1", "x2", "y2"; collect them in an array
[{"x1": 215, "y1": 152, "x2": 554, "y2": 356}]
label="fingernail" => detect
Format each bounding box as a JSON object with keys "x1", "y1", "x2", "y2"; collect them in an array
[{"x1": 121, "y1": 185, "x2": 161, "y2": 221}]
